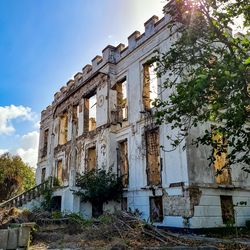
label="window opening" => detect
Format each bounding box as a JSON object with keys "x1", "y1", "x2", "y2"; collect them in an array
[
  {"x1": 143, "y1": 62, "x2": 158, "y2": 111},
  {"x1": 72, "y1": 105, "x2": 79, "y2": 136},
  {"x1": 87, "y1": 146, "x2": 96, "y2": 171},
  {"x1": 84, "y1": 94, "x2": 97, "y2": 132},
  {"x1": 114, "y1": 78, "x2": 128, "y2": 121},
  {"x1": 150, "y1": 196, "x2": 163, "y2": 222},
  {"x1": 212, "y1": 127, "x2": 231, "y2": 184},
  {"x1": 146, "y1": 128, "x2": 161, "y2": 186},
  {"x1": 117, "y1": 139, "x2": 129, "y2": 187},
  {"x1": 41, "y1": 129, "x2": 49, "y2": 157},
  {"x1": 41, "y1": 168, "x2": 46, "y2": 183},
  {"x1": 59, "y1": 112, "x2": 68, "y2": 145},
  {"x1": 56, "y1": 160, "x2": 63, "y2": 185},
  {"x1": 220, "y1": 195, "x2": 235, "y2": 224}
]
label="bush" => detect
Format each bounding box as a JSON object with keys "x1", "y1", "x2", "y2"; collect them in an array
[{"x1": 75, "y1": 169, "x2": 123, "y2": 217}]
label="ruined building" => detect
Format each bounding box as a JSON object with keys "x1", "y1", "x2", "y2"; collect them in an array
[{"x1": 36, "y1": 5, "x2": 250, "y2": 228}]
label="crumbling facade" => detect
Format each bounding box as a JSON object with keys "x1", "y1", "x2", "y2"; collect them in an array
[{"x1": 36, "y1": 5, "x2": 250, "y2": 228}]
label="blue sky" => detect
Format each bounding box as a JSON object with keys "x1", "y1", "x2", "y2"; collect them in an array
[{"x1": 0, "y1": 0, "x2": 165, "y2": 167}]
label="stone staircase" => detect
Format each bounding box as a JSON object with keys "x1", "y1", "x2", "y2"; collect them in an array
[{"x1": 0, "y1": 177, "x2": 53, "y2": 209}]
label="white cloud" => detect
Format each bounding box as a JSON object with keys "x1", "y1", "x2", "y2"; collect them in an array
[
  {"x1": 20, "y1": 131, "x2": 39, "y2": 150},
  {"x1": 0, "y1": 148, "x2": 8, "y2": 155},
  {"x1": 16, "y1": 147, "x2": 38, "y2": 168},
  {"x1": 16, "y1": 131, "x2": 39, "y2": 168},
  {"x1": 0, "y1": 105, "x2": 34, "y2": 135}
]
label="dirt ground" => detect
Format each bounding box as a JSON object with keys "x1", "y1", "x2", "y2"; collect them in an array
[{"x1": 1, "y1": 208, "x2": 250, "y2": 250}]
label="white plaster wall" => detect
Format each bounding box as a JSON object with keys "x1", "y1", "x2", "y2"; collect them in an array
[
  {"x1": 161, "y1": 124, "x2": 189, "y2": 187},
  {"x1": 80, "y1": 201, "x2": 92, "y2": 218},
  {"x1": 190, "y1": 188, "x2": 250, "y2": 228}
]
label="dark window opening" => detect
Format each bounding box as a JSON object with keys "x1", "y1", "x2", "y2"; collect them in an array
[
  {"x1": 150, "y1": 196, "x2": 163, "y2": 223},
  {"x1": 51, "y1": 196, "x2": 62, "y2": 212},
  {"x1": 41, "y1": 129, "x2": 49, "y2": 157},
  {"x1": 41, "y1": 168, "x2": 46, "y2": 183},
  {"x1": 121, "y1": 197, "x2": 128, "y2": 211},
  {"x1": 220, "y1": 195, "x2": 235, "y2": 224}
]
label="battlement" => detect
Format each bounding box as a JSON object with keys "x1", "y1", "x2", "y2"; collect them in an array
[{"x1": 42, "y1": 4, "x2": 171, "y2": 117}]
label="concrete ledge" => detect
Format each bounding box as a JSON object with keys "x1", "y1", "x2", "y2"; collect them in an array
[{"x1": 0, "y1": 223, "x2": 35, "y2": 250}]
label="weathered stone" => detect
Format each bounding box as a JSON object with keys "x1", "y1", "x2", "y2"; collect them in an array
[
  {"x1": 18, "y1": 225, "x2": 31, "y2": 247},
  {"x1": 7, "y1": 228, "x2": 19, "y2": 249},
  {"x1": 0, "y1": 229, "x2": 8, "y2": 249}
]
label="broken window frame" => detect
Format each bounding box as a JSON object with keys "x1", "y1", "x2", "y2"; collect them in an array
[
  {"x1": 41, "y1": 128, "x2": 49, "y2": 157},
  {"x1": 72, "y1": 104, "x2": 80, "y2": 137},
  {"x1": 149, "y1": 196, "x2": 163, "y2": 223},
  {"x1": 211, "y1": 126, "x2": 232, "y2": 185},
  {"x1": 220, "y1": 195, "x2": 235, "y2": 224},
  {"x1": 145, "y1": 127, "x2": 161, "y2": 186},
  {"x1": 56, "y1": 159, "x2": 63, "y2": 185},
  {"x1": 86, "y1": 146, "x2": 97, "y2": 172},
  {"x1": 117, "y1": 139, "x2": 129, "y2": 188},
  {"x1": 142, "y1": 61, "x2": 158, "y2": 112},
  {"x1": 83, "y1": 92, "x2": 97, "y2": 132},
  {"x1": 58, "y1": 111, "x2": 68, "y2": 145},
  {"x1": 112, "y1": 77, "x2": 128, "y2": 122},
  {"x1": 41, "y1": 167, "x2": 46, "y2": 183}
]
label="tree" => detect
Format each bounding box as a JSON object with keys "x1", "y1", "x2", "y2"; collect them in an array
[
  {"x1": 0, "y1": 153, "x2": 35, "y2": 202},
  {"x1": 153, "y1": 0, "x2": 250, "y2": 172},
  {"x1": 75, "y1": 169, "x2": 123, "y2": 217}
]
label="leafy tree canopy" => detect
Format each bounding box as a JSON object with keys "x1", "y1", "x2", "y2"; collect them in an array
[
  {"x1": 0, "y1": 153, "x2": 35, "y2": 202},
  {"x1": 75, "y1": 169, "x2": 123, "y2": 216},
  {"x1": 153, "y1": 0, "x2": 250, "y2": 172}
]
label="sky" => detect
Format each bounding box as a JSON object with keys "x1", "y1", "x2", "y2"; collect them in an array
[{"x1": 0, "y1": 0, "x2": 166, "y2": 167}]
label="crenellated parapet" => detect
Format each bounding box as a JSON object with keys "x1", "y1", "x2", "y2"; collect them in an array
[{"x1": 44, "y1": 4, "x2": 171, "y2": 117}]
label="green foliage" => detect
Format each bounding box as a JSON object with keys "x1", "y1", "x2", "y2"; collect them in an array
[
  {"x1": 75, "y1": 169, "x2": 123, "y2": 215},
  {"x1": 154, "y1": 0, "x2": 250, "y2": 171},
  {"x1": 53, "y1": 177, "x2": 62, "y2": 187},
  {"x1": 51, "y1": 210, "x2": 62, "y2": 219},
  {"x1": 41, "y1": 185, "x2": 53, "y2": 211},
  {"x1": 98, "y1": 214, "x2": 113, "y2": 224},
  {"x1": 0, "y1": 153, "x2": 35, "y2": 202},
  {"x1": 67, "y1": 212, "x2": 93, "y2": 227}
]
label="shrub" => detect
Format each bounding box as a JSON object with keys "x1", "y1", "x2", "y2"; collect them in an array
[{"x1": 75, "y1": 169, "x2": 123, "y2": 217}]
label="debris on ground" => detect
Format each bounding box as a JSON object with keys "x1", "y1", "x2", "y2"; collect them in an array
[{"x1": 1, "y1": 208, "x2": 249, "y2": 249}]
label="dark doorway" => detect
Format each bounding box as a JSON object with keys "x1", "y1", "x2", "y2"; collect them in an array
[
  {"x1": 150, "y1": 196, "x2": 163, "y2": 223},
  {"x1": 220, "y1": 195, "x2": 235, "y2": 224},
  {"x1": 92, "y1": 202, "x2": 103, "y2": 218},
  {"x1": 51, "y1": 196, "x2": 62, "y2": 211}
]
